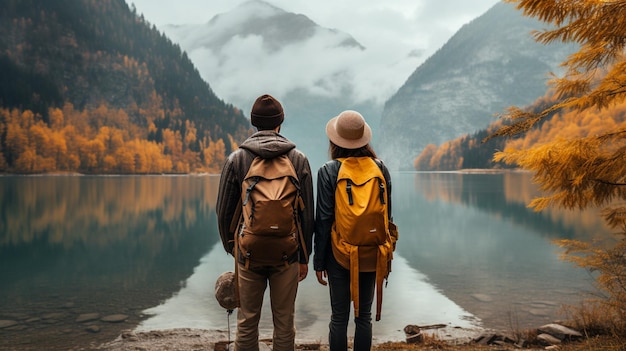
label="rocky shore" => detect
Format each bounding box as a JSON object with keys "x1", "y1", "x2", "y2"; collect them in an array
[
  {"x1": 97, "y1": 328, "x2": 233, "y2": 351},
  {"x1": 0, "y1": 304, "x2": 584, "y2": 350},
  {"x1": 95, "y1": 322, "x2": 582, "y2": 351}
]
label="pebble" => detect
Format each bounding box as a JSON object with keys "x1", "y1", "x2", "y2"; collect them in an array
[
  {"x1": 42, "y1": 312, "x2": 66, "y2": 320},
  {"x1": 85, "y1": 325, "x2": 101, "y2": 333},
  {"x1": 537, "y1": 333, "x2": 561, "y2": 346},
  {"x1": 101, "y1": 314, "x2": 128, "y2": 323},
  {"x1": 76, "y1": 313, "x2": 100, "y2": 323},
  {"x1": 0, "y1": 320, "x2": 19, "y2": 329}
]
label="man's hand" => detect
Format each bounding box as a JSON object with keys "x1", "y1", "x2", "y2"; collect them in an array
[
  {"x1": 298, "y1": 263, "x2": 308, "y2": 281},
  {"x1": 315, "y1": 270, "x2": 328, "y2": 286}
]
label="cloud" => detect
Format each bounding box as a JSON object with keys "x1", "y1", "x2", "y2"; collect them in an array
[
  {"x1": 174, "y1": 23, "x2": 421, "y2": 107},
  {"x1": 129, "y1": 0, "x2": 500, "y2": 108}
]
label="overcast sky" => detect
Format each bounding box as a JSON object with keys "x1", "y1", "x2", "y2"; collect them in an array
[{"x1": 124, "y1": 0, "x2": 503, "y2": 106}]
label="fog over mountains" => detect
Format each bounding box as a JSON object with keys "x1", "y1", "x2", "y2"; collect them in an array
[
  {"x1": 163, "y1": 0, "x2": 576, "y2": 169},
  {"x1": 161, "y1": 0, "x2": 422, "y2": 167}
]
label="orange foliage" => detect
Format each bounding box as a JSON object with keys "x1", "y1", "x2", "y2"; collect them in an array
[
  {"x1": 505, "y1": 100, "x2": 626, "y2": 152},
  {"x1": 0, "y1": 104, "x2": 231, "y2": 174}
]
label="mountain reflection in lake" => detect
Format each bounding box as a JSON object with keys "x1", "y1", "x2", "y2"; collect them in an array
[{"x1": 0, "y1": 172, "x2": 606, "y2": 349}]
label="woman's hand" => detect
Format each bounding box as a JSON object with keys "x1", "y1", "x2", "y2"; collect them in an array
[{"x1": 315, "y1": 270, "x2": 328, "y2": 286}]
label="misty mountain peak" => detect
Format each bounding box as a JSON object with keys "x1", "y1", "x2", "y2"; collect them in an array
[
  {"x1": 165, "y1": 1, "x2": 363, "y2": 54},
  {"x1": 209, "y1": 0, "x2": 285, "y2": 26}
]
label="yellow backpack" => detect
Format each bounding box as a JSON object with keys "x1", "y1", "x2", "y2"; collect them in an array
[{"x1": 331, "y1": 156, "x2": 397, "y2": 321}]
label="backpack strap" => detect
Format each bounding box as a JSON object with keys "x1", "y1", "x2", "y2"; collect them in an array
[
  {"x1": 242, "y1": 177, "x2": 260, "y2": 206},
  {"x1": 295, "y1": 196, "x2": 309, "y2": 263},
  {"x1": 345, "y1": 179, "x2": 353, "y2": 205}
]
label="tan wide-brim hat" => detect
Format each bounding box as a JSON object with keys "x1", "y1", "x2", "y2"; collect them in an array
[{"x1": 325, "y1": 110, "x2": 372, "y2": 149}]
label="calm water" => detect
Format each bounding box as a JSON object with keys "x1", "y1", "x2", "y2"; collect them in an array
[{"x1": 0, "y1": 172, "x2": 608, "y2": 350}]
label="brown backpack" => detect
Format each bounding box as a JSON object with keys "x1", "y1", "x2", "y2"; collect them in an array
[{"x1": 238, "y1": 154, "x2": 305, "y2": 267}]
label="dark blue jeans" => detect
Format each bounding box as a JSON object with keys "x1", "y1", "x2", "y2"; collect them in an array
[{"x1": 326, "y1": 255, "x2": 376, "y2": 351}]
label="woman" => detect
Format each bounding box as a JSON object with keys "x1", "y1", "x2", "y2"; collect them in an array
[{"x1": 314, "y1": 110, "x2": 393, "y2": 351}]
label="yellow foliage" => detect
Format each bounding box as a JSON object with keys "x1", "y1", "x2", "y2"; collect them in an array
[
  {"x1": 492, "y1": 0, "x2": 626, "y2": 332},
  {"x1": 0, "y1": 103, "x2": 237, "y2": 174}
]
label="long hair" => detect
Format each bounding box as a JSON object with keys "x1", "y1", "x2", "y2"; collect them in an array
[{"x1": 329, "y1": 141, "x2": 377, "y2": 159}]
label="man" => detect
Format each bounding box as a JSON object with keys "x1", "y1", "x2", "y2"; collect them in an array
[{"x1": 216, "y1": 94, "x2": 314, "y2": 351}]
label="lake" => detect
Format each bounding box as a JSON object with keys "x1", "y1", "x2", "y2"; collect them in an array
[{"x1": 0, "y1": 172, "x2": 608, "y2": 350}]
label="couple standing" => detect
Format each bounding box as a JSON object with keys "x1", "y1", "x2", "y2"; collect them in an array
[{"x1": 216, "y1": 94, "x2": 394, "y2": 351}]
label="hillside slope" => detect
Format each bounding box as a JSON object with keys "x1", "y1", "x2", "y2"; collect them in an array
[
  {"x1": 379, "y1": 1, "x2": 577, "y2": 170},
  {"x1": 0, "y1": 0, "x2": 250, "y2": 173}
]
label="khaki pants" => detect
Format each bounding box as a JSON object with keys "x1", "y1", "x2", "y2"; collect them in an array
[{"x1": 235, "y1": 262, "x2": 299, "y2": 351}]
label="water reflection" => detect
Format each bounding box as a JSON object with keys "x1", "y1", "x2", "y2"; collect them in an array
[
  {"x1": 0, "y1": 172, "x2": 609, "y2": 349},
  {"x1": 398, "y1": 172, "x2": 604, "y2": 329},
  {"x1": 138, "y1": 244, "x2": 481, "y2": 343},
  {"x1": 0, "y1": 175, "x2": 220, "y2": 349}
]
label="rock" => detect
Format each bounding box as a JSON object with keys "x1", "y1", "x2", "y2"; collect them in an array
[
  {"x1": 403, "y1": 325, "x2": 421, "y2": 335},
  {"x1": 471, "y1": 293, "x2": 493, "y2": 302},
  {"x1": 0, "y1": 320, "x2": 18, "y2": 329},
  {"x1": 537, "y1": 333, "x2": 561, "y2": 346},
  {"x1": 227, "y1": 342, "x2": 271, "y2": 351},
  {"x1": 101, "y1": 314, "x2": 128, "y2": 323},
  {"x1": 406, "y1": 333, "x2": 423, "y2": 344},
  {"x1": 515, "y1": 339, "x2": 528, "y2": 348},
  {"x1": 404, "y1": 324, "x2": 423, "y2": 344},
  {"x1": 85, "y1": 325, "x2": 101, "y2": 333},
  {"x1": 5, "y1": 313, "x2": 29, "y2": 320},
  {"x1": 474, "y1": 334, "x2": 498, "y2": 345},
  {"x1": 294, "y1": 340, "x2": 321, "y2": 349},
  {"x1": 538, "y1": 323, "x2": 583, "y2": 341},
  {"x1": 76, "y1": 313, "x2": 100, "y2": 323},
  {"x1": 42, "y1": 312, "x2": 66, "y2": 320}
]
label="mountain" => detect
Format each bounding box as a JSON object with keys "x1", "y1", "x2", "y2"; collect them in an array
[
  {"x1": 161, "y1": 0, "x2": 383, "y2": 168},
  {"x1": 378, "y1": 1, "x2": 578, "y2": 170},
  {"x1": 0, "y1": 0, "x2": 250, "y2": 173},
  {"x1": 415, "y1": 91, "x2": 626, "y2": 171}
]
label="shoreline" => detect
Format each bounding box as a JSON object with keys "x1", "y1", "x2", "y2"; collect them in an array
[
  {"x1": 96, "y1": 319, "x2": 595, "y2": 351},
  {"x1": 96, "y1": 325, "x2": 486, "y2": 351}
]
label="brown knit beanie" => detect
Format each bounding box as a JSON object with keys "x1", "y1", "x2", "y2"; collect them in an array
[{"x1": 250, "y1": 94, "x2": 284, "y2": 130}]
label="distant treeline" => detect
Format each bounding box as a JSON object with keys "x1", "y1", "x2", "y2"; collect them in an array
[
  {"x1": 0, "y1": 104, "x2": 238, "y2": 174},
  {"x1": 414, "y1": 94, "x2": 626, "y2": 171}
]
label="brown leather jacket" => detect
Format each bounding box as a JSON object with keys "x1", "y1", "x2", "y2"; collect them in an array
[{"x1": 216, "y1": 131, "x2": 314, "y2": 264}]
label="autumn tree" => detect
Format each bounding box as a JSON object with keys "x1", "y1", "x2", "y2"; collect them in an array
[{"x1": 489, "y1": 0, "x2": 626, "y2": 333}]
